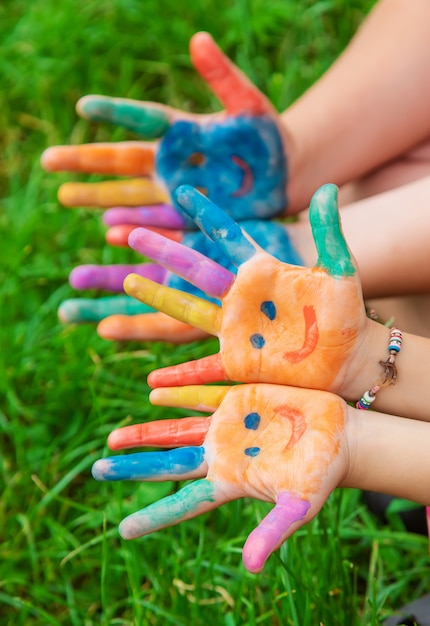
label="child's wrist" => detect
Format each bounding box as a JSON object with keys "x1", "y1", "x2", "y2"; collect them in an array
[{"x1": 337, "y1": 318, "x2": 392, "y2": 404}]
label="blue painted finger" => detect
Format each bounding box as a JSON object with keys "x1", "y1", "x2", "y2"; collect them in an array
[
  {"x1": 91, "y1": 446, "x2": 206, "y2": 481},
  {"x1": 173, "y1": 185, "x2": 257, "y2": 266}
]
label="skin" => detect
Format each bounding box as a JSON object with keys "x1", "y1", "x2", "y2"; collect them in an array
[
  {"x1": 41, "y1": 32, "x2": 290, "y2": 221},
  {"x1": 92, "y1": 381, "x2": 430, "y2": 572},
  {"x1": 124, "y1": 184, "x2": 369, "y2": 395},
  {"x1": 92, "y1": 383, "x2": 348, "y2": 573},
  {"x1": 42, "y1": 25, "x2": 430, "y2": 339}
]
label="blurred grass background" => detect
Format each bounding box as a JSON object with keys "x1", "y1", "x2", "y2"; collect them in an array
[{"x1": 1, "y1": 0, "x2": 430, "y2": 624}]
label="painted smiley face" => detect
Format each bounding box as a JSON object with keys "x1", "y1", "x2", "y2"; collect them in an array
[
  {"x1": 156, "y1": 115, "x2": 288, "y2": 223},
  {"x1": 219, "y1": 252, "x2": 364, "y2": 390},
  {"x1": 205, "y1": 384, "x2": 345, "y2": 499}
]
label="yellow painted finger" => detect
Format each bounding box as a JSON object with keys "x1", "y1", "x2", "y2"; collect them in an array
[
  {"x1": 58, "y1": 178, "x2": 169, "y2": 207},
  {"x1": 123, "y1": 274, "x2": 221, "y2": 336},
  {"x1": 149, "y1": 385, "x2": 230, "y2": 412}
]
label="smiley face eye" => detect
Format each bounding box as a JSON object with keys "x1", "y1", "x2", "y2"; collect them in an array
[{"x1": 187, "y1": 152, "x2": 206, "y2": 166}]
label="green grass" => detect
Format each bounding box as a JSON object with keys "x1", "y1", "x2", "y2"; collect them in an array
[{"x1": 1, "y1": 0, "x2": 429, "y2": 624}]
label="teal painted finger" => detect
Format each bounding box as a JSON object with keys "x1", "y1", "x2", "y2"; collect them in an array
[
  {"x1": 119, "y1": 478, "x2": 217, "y2": 539},
  {"x1": 58, "y1": 295, "x2": 155, "y2": 323},
  {"x1": 309, "y1": 184, "x2": 355, "y2": 278},
  {"x1": 79, "y1": 97, "x2": 170, "y2": 139}
]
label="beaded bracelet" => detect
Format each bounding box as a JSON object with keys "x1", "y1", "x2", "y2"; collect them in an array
[{"x1": 356, "y1": 328, "x2": 403, "y2": 410}]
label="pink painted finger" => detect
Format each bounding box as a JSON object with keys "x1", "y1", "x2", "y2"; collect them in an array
[
  {"x1": 190, "y1": 32, "x2": 273, "y2": 116},
  {"x1": 103, "y1": 205, "x2": 186, "y2": 229},
  {"x1": 41, "y1": 142, "x2": 155, "y2": 176},
  {"x1": 242, "y1": 492, "x2": 310, "y2": 573},
  {"x1": 69, "y1": 263, "x2": 166, "y2": 292},
  {"x1": 148, "y1": 353, "x2": 228, "y2": 388},
  {"x1": 97, "y1": 312, "x2": 209, "y2": 344},
  {"x1": 128, "y1": 227, "x2": 235, "y2": 299},
  {"x1": 108, "y1": 417, "x2": 211, "y2": 450}
]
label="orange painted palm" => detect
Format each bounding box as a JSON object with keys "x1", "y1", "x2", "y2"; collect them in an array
[
  {"x1": 92, "y1": 383, "x2": 348, "y2": 573},
  {"x1": 124, "y1": 184, "x2": 369, "y2": 397}
]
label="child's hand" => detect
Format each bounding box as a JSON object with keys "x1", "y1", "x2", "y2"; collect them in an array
[
  {"x1": 41, "y1": 31, "x2": 290, "y2": 223},
  {"x1": 124, "y1": 184, "x2": 371, "y2": 399},
  {"x1": 92, "y1": 383, "x2": 349, "y2": 573},
  {"x1": 59, "y1": 218, "x2": 302, "y2": 343}
]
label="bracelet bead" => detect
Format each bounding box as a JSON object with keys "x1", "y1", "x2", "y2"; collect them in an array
[{"x1": 355, "y1": 329, "x2": 402, "y2": 410}]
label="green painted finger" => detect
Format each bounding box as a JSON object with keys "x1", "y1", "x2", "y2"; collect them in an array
[
  {"x1": 78, "y1": 96, "x2": 170, "y2": 139},
  {"x1": 309, "y1": 184, "x2": 355, "y2": 278}
]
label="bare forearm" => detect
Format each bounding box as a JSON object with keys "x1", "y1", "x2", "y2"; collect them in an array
[
  {"x1": 339, "y1": 321, "x2": 430, "y2": 423},
  {"x1": 282, "y1": 0, "x2": 430, "y2": 213},
  {"x1": 287, "y1": 177, "x2": 430, "y2": 298},
  {"x1": 343, "y1": 405, "x2": 430, "y2": 506}
]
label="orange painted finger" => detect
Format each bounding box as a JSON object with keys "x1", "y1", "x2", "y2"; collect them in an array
[
  {"x1": 41, "y1": 142, "x2": 155, "y2": 176},
  {"x1": 107, "y1": 417, "x2": 211, "y2": 450},
  {"x1": 105, "y1": 225, "x2": 183, "y2": 247},
  {"x1": 148, "y1": 353, "x2": 228, "y2": 388},
  {"x1": 97, "y1": 312, "x2": 209, "y2": 344},
  {"x1": 190, "y1": 32, "x2": 273, "y2": 116}
]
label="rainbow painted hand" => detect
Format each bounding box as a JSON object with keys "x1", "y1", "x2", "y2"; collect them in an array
[
  {"x1": 124, "y1": 184, "x2": 369, "y2": 397},
  {"x1": 42, "y1": 31, "x2": 296, "y2": 342},
  {"x1": 41, "y1": 31, "x2": 289, "y2": 223},
  {"x1": 59, "y1": 218, "x2": 302, "y2": 343},
  {"x1": 92, "y1": 383, "x2": 348, "y2": 573}
]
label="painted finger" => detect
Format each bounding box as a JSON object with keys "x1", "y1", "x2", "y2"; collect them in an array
[
  {"x1": 123, "y1": 274, "x2": 221, "y2": 335},
  {"x1": 91, "y1": 446, "x2": 205, "y2": 482},
  {"x1": 106, "y1": 224, "x2": 183, "y2": 247},
  {"x1": 103, "y1": 204, "x2": 186, "y2": 229},
  {"x1": 148, "y1": 353, "x2": 228, "y2": 388},
  {"x1": 58, "y1": 178, "x2": 169, "y2": 208},
  {"x1": 128, "y1": 228, "x2": 235, "y2": 299},
  {"x1": 149, "y1": 385, "x2": 230, "y2": 412},
  {"x1": 309, "y1": 184, "x2": 356, "y2": 279},
  {"x1": 118, "y1": 478, "x2": 222, "y2": 540},
  {"x1": 97, "y1": 312, "x2": 208, "y2": 344},
  {"x1": 190, "y1": 32, "x2": 272, "y2": 116},
  {"x1": 242, "y1": 492, "x2": 310, "y2": 573},
  {"x1": 105, "y1": 224, "x2": 137, "y2": 247},
  {"x1": 41, "y1": 142, "x2": 154, "y2": 176},
  {"x1": 58, "y1": 295, "x2": 153, "y2": 323},
  {"x1": 174, "y1": 185, "x2": 257, "y2": 266},
  {"x1": 77, "y1": 95, "x2": 172, "y2": 139},
  {"x1": 69, "y1": 263, "x2": 166, "y2": 292},
  {"x1": 108, "y1": 417, "x2": 211, "y2": 450}
]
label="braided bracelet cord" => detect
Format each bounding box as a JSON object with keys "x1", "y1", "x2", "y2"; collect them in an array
[{"x1": 356, "y1": 328, "x2": 403, "y2": 410}]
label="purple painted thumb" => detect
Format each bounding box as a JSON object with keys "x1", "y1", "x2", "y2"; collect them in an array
[{"x1": 242, "y1": 492, "x2": 310, "y2": 573}]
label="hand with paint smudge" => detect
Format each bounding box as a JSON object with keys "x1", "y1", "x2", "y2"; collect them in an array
[
  {"x1": 59, "y1": 218, "x2": 302, "y2": 343},
  {"x1": 124, "y1": 183, "x2": 372, "y2": 399},
  {"x1": 41, "y1": 32, "x2": 289, "y2": 224},
  {"x1": 92, "y1": 383, "x2": 348, "y2": 573},
  {"x1": 42, "y1": 31, "x2": 297, "y2": 342}
]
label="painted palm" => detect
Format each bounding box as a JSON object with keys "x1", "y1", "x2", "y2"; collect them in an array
[
  {"x1": 92, "y1": 383, "x2": 348, "y2": 573},
  {"x1": 43, "y1": 32, "x2": 297, "y2": 341},
  {"x1": 123, "y1": 184, "x2": 368, "y2": 395}
]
